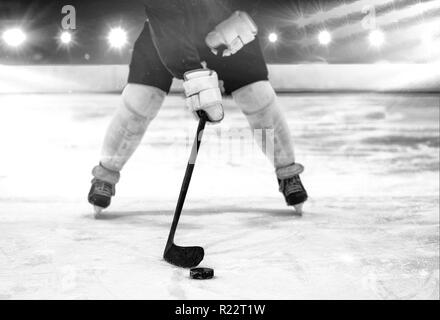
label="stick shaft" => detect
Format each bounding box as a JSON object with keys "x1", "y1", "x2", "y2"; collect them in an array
[{"x1": 165, "y1": 117, "x2": 207, "y2": 250}]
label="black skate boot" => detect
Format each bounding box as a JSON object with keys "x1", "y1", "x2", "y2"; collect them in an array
[
  {"x1": 88, "y1": 178, "x2": 115, "y2": 215},
  {"x1": 277, "y1": 163, "x2": 308, "y2": 214},
  {"x1": 88, "y1": 164, "x2": 120, "y2": 217}
]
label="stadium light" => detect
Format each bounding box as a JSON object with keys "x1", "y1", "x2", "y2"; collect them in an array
[
  {"x1": 108, "y1": 27, "x2": 128, "y2": 49},
  {"x1": 2, "y1": 28, "x2": 26, "y2": 47},
  {"x1": 268, "y1": 32, "x2": 278, "y2": 43},
  {"x1": 60, "y1": 31, "x2": 73, "y2": 45},
  {"x1": 318, "y1": 30, "x2": 332, "y2": 46},
  {"x1": 368, "y1": 29, "x2": 385, "y2": 47}
]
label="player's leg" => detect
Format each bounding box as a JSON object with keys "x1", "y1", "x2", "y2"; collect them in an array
[
  {"x1": 204, "y1": 39, "x2": 308, "y2": 211},
  {"x1": 89, "y1": 22, "x2": 173, "y2": 213},
  {"x1": 232, "y1": 81, "x2": 307, "y2": 212}
]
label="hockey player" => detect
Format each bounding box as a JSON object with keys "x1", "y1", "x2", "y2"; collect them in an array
[{"x1": 88, "y1": 0, "x2": 308, "y2": 214}]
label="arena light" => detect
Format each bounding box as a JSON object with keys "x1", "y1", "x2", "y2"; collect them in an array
[
  {"x1": 318, "y1": 30, "x2": 332, "y2": 46},
  {"x1": 108, "y1": 27, "x2": 127, "y2": 49},
  {"x1": 2, "y1": 28, "x2": 26, "y2": 47},
  {"x1": 60, "y1": 31, "x2": 73, "y2": 45},
  {"x1": 368, "y1": 29, "x2": 385, "y2": 47},
  {"x1": 268, "y1": 32, "x2": 278, "y2": 43}
]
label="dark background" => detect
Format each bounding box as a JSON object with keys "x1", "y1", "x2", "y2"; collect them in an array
[{"x1": 0, "y1": 0, "x2": 437, "y2": 64}]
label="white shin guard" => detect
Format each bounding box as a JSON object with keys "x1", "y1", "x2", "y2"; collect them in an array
[
  {"x1": 98, "y1": 84, "x2": 166, "y2": 179},
  {"x1": 232, "y1": 81, "x2": 300, "y2": 178}
]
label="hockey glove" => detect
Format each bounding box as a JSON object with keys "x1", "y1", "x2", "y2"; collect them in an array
[
  {"x1": 205, "y1": 11, "x2": 258, "y2": 57},
  {"x1": 183, "y1": 69, "x2": 224, "y2": 123}
]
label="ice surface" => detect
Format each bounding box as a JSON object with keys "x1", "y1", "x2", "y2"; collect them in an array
[{"x1": 0, "y1": 93, "x2": 438, "y2": 299}]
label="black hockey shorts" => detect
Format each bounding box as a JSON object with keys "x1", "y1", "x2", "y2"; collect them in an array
[{"x1": 127, "y1": 22, "x2": 269, "y2": 95}]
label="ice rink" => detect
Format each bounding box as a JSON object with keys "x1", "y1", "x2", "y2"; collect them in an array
[{"x1": 0, "y1": 92, "x2": 438, "y2": 299}]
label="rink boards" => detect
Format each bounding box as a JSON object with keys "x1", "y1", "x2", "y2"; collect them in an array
[{"x1": 1, "y1": 64, "x2": 439, "y2": 94}]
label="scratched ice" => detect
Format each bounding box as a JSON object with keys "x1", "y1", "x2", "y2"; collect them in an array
[{"x1": 0, "y1": 93, "x2": 438, "y2": 299}]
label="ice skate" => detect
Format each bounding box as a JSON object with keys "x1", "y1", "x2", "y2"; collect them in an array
[
  {"x1": 88, "y1": 178, "x2": 115, "y2": 218},
  {"x1": 278, "y1": 175, "x2": 308, "y2": 214},
  {"x1": 93, "y1": 205, "x2": 103, "y2": 217}
]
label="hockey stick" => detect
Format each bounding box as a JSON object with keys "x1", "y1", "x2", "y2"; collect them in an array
[{"x1": 163, "y1": 113, "x2": 207, "y2": 268}]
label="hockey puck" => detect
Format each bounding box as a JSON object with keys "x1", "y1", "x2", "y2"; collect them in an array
[{"x1": 190, "y1": 267, "x2": 214, "y2": 280}]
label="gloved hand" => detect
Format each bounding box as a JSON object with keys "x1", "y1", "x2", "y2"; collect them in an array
[
  {"x1": 205, "y1": 11, "x2": 258, "y2": 57},
  {"x1": 183, "y1": 69, "x2": 224, "y2": 123}
]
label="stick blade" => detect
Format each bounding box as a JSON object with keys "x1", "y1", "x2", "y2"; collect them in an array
[{"x1": 163, "y1": 244, "x2": 204, "y2": 268}]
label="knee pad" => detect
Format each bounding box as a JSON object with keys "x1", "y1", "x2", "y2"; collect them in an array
[
  {"x1": 233, "y1": 81, "x2": 297, "y2": 171},
  {"x1": 118, "y1": 84, "x2": 166, "y2": 135},
  {"x1": 100, "y1": 84, "x2": 166, "y2": 172},
  {"x1": 232, "y1": 81, "x2": 279, "y2": 129},
  {"x1": 232, "y1": 81, "x2": 276, "y2": 117}
]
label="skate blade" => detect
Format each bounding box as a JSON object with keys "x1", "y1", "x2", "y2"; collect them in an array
[
  {"x1": 293, "y1": 203, "x2": 304, "y2": 215},
  {"x1": 93, "y1": 206, "x2": 104, "y2": 218}
]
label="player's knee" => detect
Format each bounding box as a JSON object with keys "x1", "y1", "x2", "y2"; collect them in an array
[
  {"x1": 119, "y1": 84, "x2": 166, "y2": 134},
  {"x1": 232, "y1": 81, "x2": 276, "y2": 115},
  {"x1": 122, "y1": 84, "x2": 166, "y2": 119}
]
